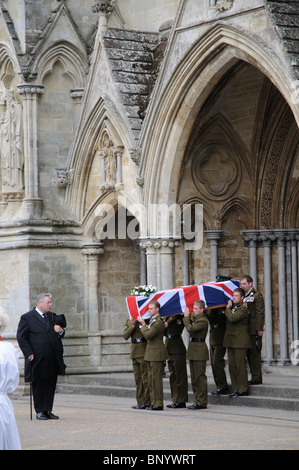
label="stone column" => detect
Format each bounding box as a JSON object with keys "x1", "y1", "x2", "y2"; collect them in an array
[
  {"x1": 92, "y1": 1, "x2": 114, "y2": 33},
  {"x1": 261, "y1": 235, "x2": 274, "y2": 364},
  {"x1": 139, "y1": 246, "x2": 147, "y2": 285},
  {"x1": 139, "y1": 238, "x2": 180, "y2": 290},
  {"x1": 114, "y1": 145, "x2": 124, "y2": 186},
  {"x1": 101, "y1": 151, "x2": 106, "y2": 186},
  {"x1": 205, "y1": 230, "x2": 223, "y2": 281},
  {"x1": 17, "y1": 84, "x2": 44, "y2": 218},
  {"x1": 139, "y1": 239, "x2": 158, "y2": 287},
  {"x1": 70, "y1": 88, "x2": 84, "y2": 121},
  {"x1": 82, "y1": 243, "x2": 104, "y2": 331},
  {"x1": 160, "y1": 240, "x2": 180, "y2": 290},
  {"x1": 291, "y1": 234, "x2": 299, "y2": 342},
  {"x1": 276, "y1": 232, "x2": 289, "y2": 364},
  {"x1": 241, "y1": 230, "x2": 258, "y2": 286},
  {"x1": 248, "y1": 236, "x2": 258, "y2": 287},
  {"x1": 183, "y1": 248, "x2": 189, "y2": 286}
]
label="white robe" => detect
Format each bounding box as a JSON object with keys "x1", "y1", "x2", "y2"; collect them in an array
[{"x1": 0, "y1": 341, "x2": 21, "y2": 450}]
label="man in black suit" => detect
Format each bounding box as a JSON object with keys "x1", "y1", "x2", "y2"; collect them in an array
[{"x1": 17, "y1": 293, "x2": 66, "y2": 420}]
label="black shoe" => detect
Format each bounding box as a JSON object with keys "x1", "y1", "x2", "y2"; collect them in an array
[
  {"x1": 167, "y1": 402, "x2": 186, "y2": 408},
  {"x1": 187, "y1": 403, "x2": 207, "y2": 410},
  {"x1": 249, "y1": 380, "x2": 262, "y2": 385},
  {"x1": 146, "y1": 405, "x2": 163, "y2": 410},
  {"x1": 131, "y1": 405, "x2": 146, "y2": 409},
  {"x1": 211, "y1": 389, "x2": 228, "y2": 395},
  {"x1": 46, "y1": 411, "x2": 59, "y2": 419},
  {"x1": 36, "y1": 411, "x2": 48, "y2": 420},
  {"x1": 228, "y1": 391, "x2": 248, "y2": 397}
]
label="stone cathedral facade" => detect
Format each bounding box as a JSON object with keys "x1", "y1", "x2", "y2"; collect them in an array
[{"x1": 0, "y1": 0, "x2": 298, "y2": 374}]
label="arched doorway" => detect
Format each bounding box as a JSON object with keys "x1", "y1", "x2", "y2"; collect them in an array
[{"x1": 142, "y1": 29, "x2": 299, "y2": 365}]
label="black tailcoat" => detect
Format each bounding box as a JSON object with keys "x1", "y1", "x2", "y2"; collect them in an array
[{"x1": 17, "y1": 308, "x2": 67, "y2": 382}]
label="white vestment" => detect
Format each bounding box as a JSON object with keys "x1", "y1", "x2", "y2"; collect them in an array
[{"x1": 0, "y1": 341, "x2": 21, "y2": 450}]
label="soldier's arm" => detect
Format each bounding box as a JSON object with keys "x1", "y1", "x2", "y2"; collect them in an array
[{"x1": 255, "y1": 292, "x2": 265, "y2": 333}]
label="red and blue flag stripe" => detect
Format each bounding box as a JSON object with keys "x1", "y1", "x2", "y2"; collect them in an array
[{"x1": 126, "y1": 280, "x2": 240, "y2": 320}]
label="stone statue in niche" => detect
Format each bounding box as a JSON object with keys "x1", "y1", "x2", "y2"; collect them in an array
[
  {"x1": 100, "y1": 133, "x2": 117, "y2": 190},
  {"x1": 0, "y1": 90, "x2": 24, "y2": 195},
  {"x1": 53, "y1": 168, "x2": 72, "y2": 188}
]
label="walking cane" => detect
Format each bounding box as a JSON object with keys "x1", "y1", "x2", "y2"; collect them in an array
[{"x1": 29, "y1": 359, "x2": 32, "y2": 421}]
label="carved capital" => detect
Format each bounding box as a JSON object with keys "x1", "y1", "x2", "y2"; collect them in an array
[
  {"x1": 205, "y1": 230, "x2": 223, "y2": 242},
  {"x1": 113, "y1": 145, "x2": 124, "y2": 157},
  {"x1": 139, "y1": 238, "x2": 180, "y2": 250},
  {"x1": 91, "y1": 0, "x2": 114, "y2": 14},
  {"x1": 276, "y1": 232, "x2": 286, "y2": 246},
  {"x1": 2, "y1": 191, "x2": 24, "y2": 202},
  {"x1": 17, "y1": 84, "x2": 44, "y2": 96},
  {"x1": 82, "y1": 243, "x2": 105, "y2": 257}
]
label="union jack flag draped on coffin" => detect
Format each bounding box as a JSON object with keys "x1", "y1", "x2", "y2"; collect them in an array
[{"x1": 126, "y1": 280, "x2": 240, "y2": 320}]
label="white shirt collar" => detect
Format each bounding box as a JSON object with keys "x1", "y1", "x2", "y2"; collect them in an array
[{"x1": 35, "y1": 307, "x2": 45, "y2": 317}]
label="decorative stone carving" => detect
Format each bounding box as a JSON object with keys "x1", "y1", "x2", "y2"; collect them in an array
[
  {"x1": 2, "y1": 191, "x2": 23, "y2": 202},
  {"x1": 136, "y1": 176, "x2": 144, "y2": 187},
  {"x1": 191, "y1": 143, "x2": 241, "y2": 200},
  {"x1": 242, "y1": 229, "x2": 299, "y2": 251},
  {"x1": 139, "y1": 238, "x2": 180, "y2": 249},
  {"x1": 53, "y1": 168, "x2": 73, "y2": 188},
  {"x1": 129, "y1": 149, "x2": 141, "y2": 165},
  {"x1": 82, "y1": 245, "x2": 105, "y2": 257},
  {"x1": 104, "y1": 140, "x2": 116, "y2": 184},
  {"x1": 216, "y1": 0, "x2": 234, "y2": 11},
  {"x1": 91, "y1": 0, "x2": 114, "y2": 14},
  {"x1": 260, "y1": 109, "x2": 294, "y2": 229},
  {"x1": 0, "y1": 90, "x2": 24, "y2": 196},
  {"x1": 97, "y1": 129, "x2": 124, "y2": 192}
]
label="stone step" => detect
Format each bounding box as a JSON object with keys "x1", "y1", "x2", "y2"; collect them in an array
[
  {"x1": 56, "y1": 371, "x2": 299, "y2": 412},
  {"x1": 209, "y1": 393, "x2": 299, "y2": 411}
]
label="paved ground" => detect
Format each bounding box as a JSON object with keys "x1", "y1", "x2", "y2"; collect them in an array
[{"x1": 12, "y1": 392, "x2": 299, "y2": 452}]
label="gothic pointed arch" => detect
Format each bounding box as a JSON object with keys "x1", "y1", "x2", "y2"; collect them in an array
[
  {"x1": 82, "y1": 191, "x2": 141, "y2": 243},
  {"x1": 32, "y1": 41, "x2": 88, "y2": 89},
  {"x1": 65, "y1": 98, "x2": 107, "y2": 217},
  {"x1": 180, "y1": 196, "x2": 215, "y2": 231},
  {"x1": 285, "y1": 178, "x2": 299, "y2": 228},
  {"x1": 141, "y1": 22, "x2": 299, "y2": 210},
  {"x1": 219, "y1": 198, "x2": 254, "y2": 231},
  {"x1": 0, "y1": 44, "x2": 24, "y2": 200},
  {"x1": 0, "y1": 43, "x2": 19, "y2": 89},
  {"x1": 256, "y1": 93, "x2": 299, "y2": 229},
  {"x1": 66, "y1": 92, "x2": 142, "y2": 221}
]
